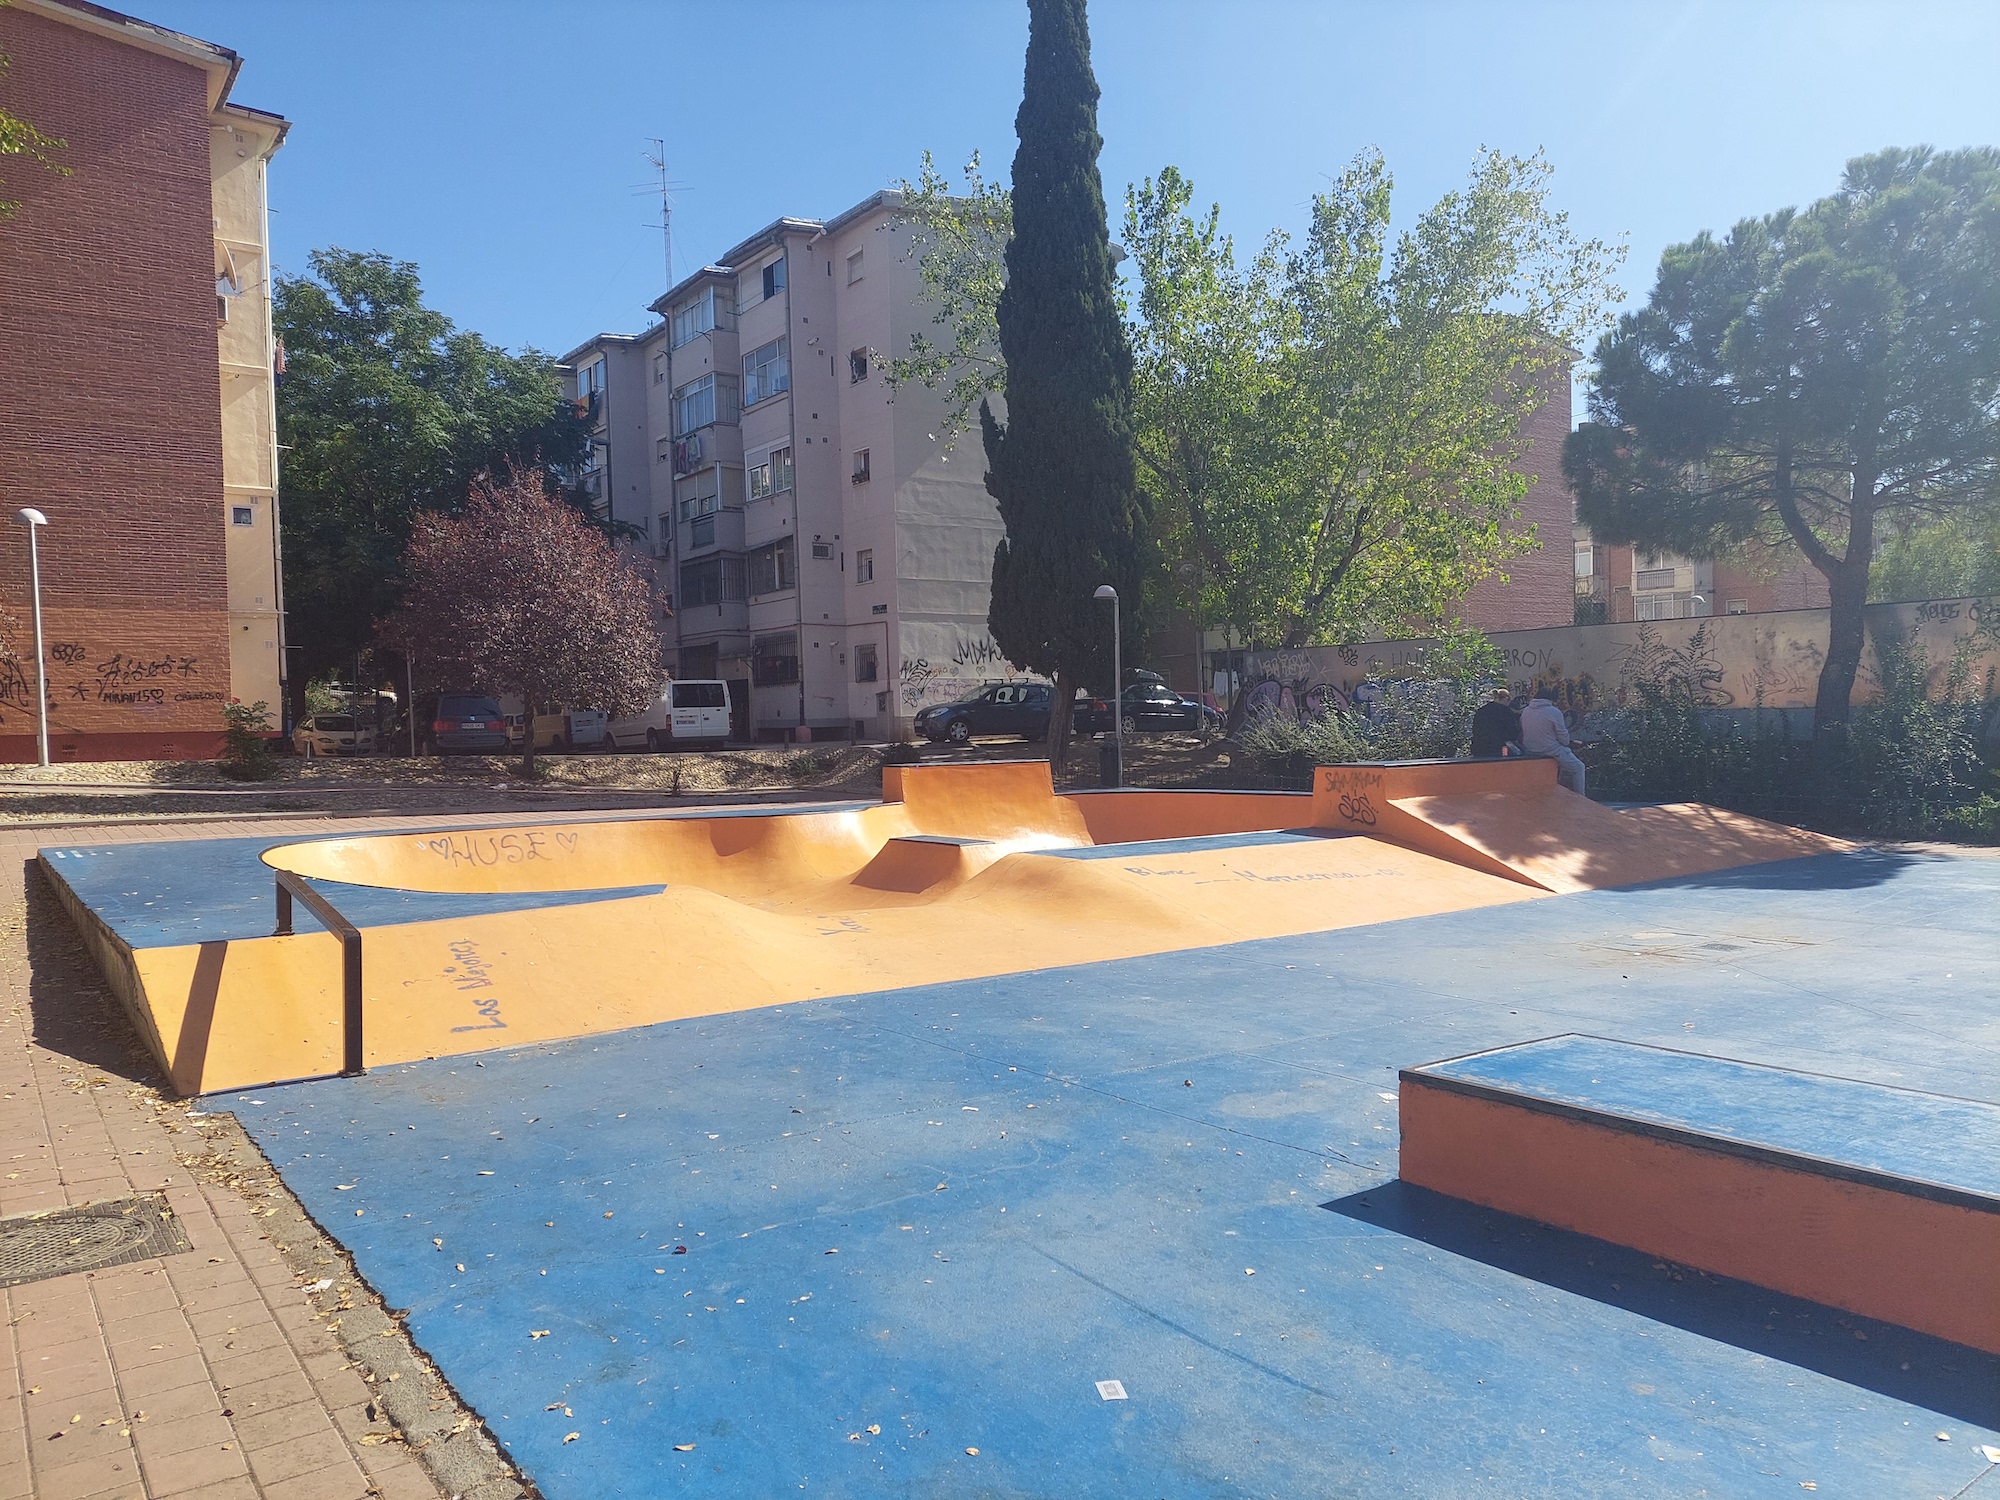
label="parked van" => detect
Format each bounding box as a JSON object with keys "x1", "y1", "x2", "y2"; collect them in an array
[
  {"x1": 529, "y1": 708, "x2": 611, "y2": 752},
  {"x1": 605, "y1": 680, "x2": 733, "y2": 752}
]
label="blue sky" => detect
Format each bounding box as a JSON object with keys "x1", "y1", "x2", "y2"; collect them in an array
[{"x1": 148, "y1": 0, "x2": 2000, "y2": 405}]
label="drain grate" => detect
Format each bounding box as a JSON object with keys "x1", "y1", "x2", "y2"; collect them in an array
[{"x1": 0, "y1": 1194, "x2": 193, "y2": 1288}]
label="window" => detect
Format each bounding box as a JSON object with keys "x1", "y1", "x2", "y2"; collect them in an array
[
  {"x1": 673, "y1": 373, "x2": 739, "y2": 435},
  {"x1": 748, "y1": 447, "x2": 794, "y2": 500},
  {"x1": 678, "y1": 473, "x2": 721, "y2": 523},
  {"x1": 691, "y1": 516, "x2": 715, "y2": 548},
  {"x1": 846, "y1": 249, "x2": 863, "y2": 284},
  {"x1": 743, "y1": 337, "x2": 790, "y2": 406},
  {"x1": 752, "y1": 632, "x2": 799, "y2": 686},
  {"x1": 1635, "y1": 567, "x2": 1677, "y2": 591},
  {"x1": 748, "y1": 536, "x2": 797, "y2": 595},
  {"x1": 1727, "y1": 598, "x2": 1749, "y2": 615},
  {"x1": 679, "y1": 554, "x2": 745, "y2": 608},
  {"x1": 849, "y1": 348, "x2": 869, "y2": 383},
  {"x1": 653, "y1": 351, "x2": 667, "y2": 385},
  {"x1": 231, "y1": 505, "x2": 254, "y2": 527},
  {"x1": 855, "y1": 548, "x2": 874, "y2": 583},
  {"x1": 1636, "y1": 592, "x2": 1693, "y2": 622},
  {"x1": 576, "y1": 357, "x2": 606, "y2": 403},
  {"x1": 811, "y1": 541, "x2": 833, "y2": 560},
  {"x1": 1574, "y1": 547, "x2": 1593, "y2": 578},
  {"x1": 657, "y1": 437, "x2": 673, "y2": 465},
  {"x1": 855, "y1": 643, "x2": 878, "y2": 683},
  {"x1": 851, "y1": 448, "x2": 871, "y2": 484},
  {"x1": 672, "y1": 682, "x2": 727, "y2": 709},
  {"x1": 872, "y1": 602, "x2": 887, "y2": 615},
  {"x1": 672, "y1": 288, "x2": 717, "y2": 348},
  {"x1": 761, "y1": 256, "x2": 786, "y2": 302}
]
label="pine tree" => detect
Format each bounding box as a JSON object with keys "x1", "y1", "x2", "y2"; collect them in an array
[{"x1": 982, "y1": 0, "x2": 1146, "y2": 758}]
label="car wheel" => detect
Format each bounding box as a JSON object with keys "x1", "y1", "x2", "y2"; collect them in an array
[
  {"x1": 946, "y1": 718, "x2": 972, "y2": 744},
  {"x1": 1121, "y1": 713, "x2": 1139, "y2": 735},
  {"x1": 646, "y1": 729, "x2": 662, "y2": 753},
  {"x1": 599, "y1": 732, "x2": 619, "y2": 754},
  {"x1": 557, "y1": 735, "x2": 572, "y2": 754}
]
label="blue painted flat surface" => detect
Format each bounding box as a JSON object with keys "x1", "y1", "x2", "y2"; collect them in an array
[
  {"x1": 211, "y1": 846, "x2": 2000, "y2": 1498},
  {"x1": 39, "y1": 839, "x2": 661, "y2": 949},
  {"x1": 1413, "y1": 1034, "x2": 2000, "y2": 1204},
  {"x1": 1040, "y1": 829, "x2": 1336, "y2": 860}
]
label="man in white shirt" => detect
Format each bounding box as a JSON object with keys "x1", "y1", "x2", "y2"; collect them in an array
[{"x1": 1519, "y1": 685, "x2": 1586, "y2": 796}]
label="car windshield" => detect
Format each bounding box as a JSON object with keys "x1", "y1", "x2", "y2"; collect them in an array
[
  {"x1": 439, "y1": 696, "x2": 501, "y2": 718},
  {"x1": 316, "y1": 716, "x2": 355, "y2": 731}
]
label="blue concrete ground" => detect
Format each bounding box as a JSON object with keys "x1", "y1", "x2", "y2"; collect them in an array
[{"x1": 211, "y1": 847, "x2": 2000, "y2": 1499}]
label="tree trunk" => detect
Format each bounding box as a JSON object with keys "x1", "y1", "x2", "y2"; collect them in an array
[
  {"x1": 1049, "y1": 666, "x2": 1075, "y2": 766},
  {"x1": 519, "y1": 697, "x2": 538, "y2": 778},
  {"x1": 1813, "y1": 556, "x2": 1872, "y2": 732}
]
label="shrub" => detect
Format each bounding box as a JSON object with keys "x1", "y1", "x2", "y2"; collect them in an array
[
  {"x1": 218, "y1": 699, "x2": 279, "y2": 781},
  {"x1": 881, "y1": 741, "x2": 924, "y2": 766},
  {"x1": 782, "y1": 750, "x2": 825, "y2": 779}
]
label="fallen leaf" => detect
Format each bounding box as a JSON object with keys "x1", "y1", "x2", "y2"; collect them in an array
[
  {"x1": 432, "y1": 1238, "x2": 444, "y2": 1249},
  {"x1": 604, "y1": 1212, "x2": 614, "y2": 1219},
  {"x1": 358, "y1": 1433, "x2": 394, "y2": 1445},
  {"x1": 477, "y1": 1170, "x2": 494, "y2": 1176},
  {"x1": 530, "y1": 1330, "x2": 551, "y2": 1339},
  {"x1": 544, "y1": 1403, "x2": 564, "y2": 1411},
  {"x1": 965, "y1": 1446, "x2": 980, "y2": 1456},
  {"x1": 673, "y1": 1443, "x2": 695, "y2": 1452},
  {"x1": 867, "y1": 1424, "x2": 881, "y2": 1435},
  {"x1": 564, "y1": 1432, "x2": 580, "y2": 1443}
]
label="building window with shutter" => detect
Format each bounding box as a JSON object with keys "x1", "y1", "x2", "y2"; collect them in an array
[
  {"x1": 855, "y1": 643, "x2": 878, "y2": 683},
  {"x1": 855, "y1": 548, "x2": 874, "y2": 583}
]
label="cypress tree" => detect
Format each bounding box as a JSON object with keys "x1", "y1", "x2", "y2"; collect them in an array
[{"x1": 983, "y1": 0, "x2": 1146, "y2": 757}]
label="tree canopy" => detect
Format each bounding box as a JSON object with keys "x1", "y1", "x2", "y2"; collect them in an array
[
  {"x1": 1126, "y1": 150, "x2": 1621, "y2": 647},
  {"x1": 275, "y1": 248, "x2": 589, "y2": 675},
  {"x1": 1565, "y1": 147, "x2": 2000, "y2": 729},
  {"x1": 981, "y1": 0, "x2": 1147, "y2": 755},
  {"x1": 382, "y1": 467, "x2": 660, "y2": 773}
]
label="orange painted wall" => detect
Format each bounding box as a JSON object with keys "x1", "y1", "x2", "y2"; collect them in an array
[{"x1": 1399, "y1": 1080, "x2": 2000, "y2": 1356}]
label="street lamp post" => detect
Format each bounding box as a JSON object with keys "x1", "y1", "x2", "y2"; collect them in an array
[
  {"x1": 14, "y1": 508, "x2": 49, "y2": 767},
  {"x1": 1093, "y1": 584, "x2": 1121, "y2": 786}
]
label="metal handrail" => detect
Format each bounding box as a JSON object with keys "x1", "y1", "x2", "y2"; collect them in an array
[{"x1": 272, "y1": 869, "x2": 365, "y2": 1077}]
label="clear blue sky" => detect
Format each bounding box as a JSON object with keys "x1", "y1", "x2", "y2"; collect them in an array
[{"x1": 148, "y1": 0, "x2": 2000, "y2": 406}]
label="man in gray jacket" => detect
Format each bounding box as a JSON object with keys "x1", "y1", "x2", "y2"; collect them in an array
[{"x1": 1520, "y1": 685, "x2": 1586, "y2": 796}]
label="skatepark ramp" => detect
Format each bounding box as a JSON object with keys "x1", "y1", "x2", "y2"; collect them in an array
[{"x1": 41, "y1": 758, "x2": 1848, "y2": 1094}]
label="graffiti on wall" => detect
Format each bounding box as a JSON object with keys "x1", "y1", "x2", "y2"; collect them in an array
[
  {"x1": 899, "y1": 634, "x2": 1042, "y2": 710},
  {"x1": 0, "y1": 618, "x2": 229, "y2": 734}
]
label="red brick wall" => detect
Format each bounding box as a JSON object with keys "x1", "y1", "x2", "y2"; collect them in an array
[
  {"x1": 1458, "y1": 366, "x2": 1576, "y2": 634},
  {"x1": 0, "y1": 7, "x2": 233, "y2": 760},
  {"x1": 1713, "y1": 555, "x2": 1831, "y2": 615}
]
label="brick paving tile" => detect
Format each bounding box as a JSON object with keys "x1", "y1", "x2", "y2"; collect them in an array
[
  {"x1": 28, "y1": 1450, "x2": 142, "y2": 1500},
  {"x1": 263, "y1": 1464, "x2": 376, "y2": 1500},
  {"x1": 115, "y1": 1353, "x2": 211, "y2": 1399},
  {"x1": 26, "y1": 1415, "x2": 130, "y2": 1465},
  {"x1": 156, "y1": 1476, "x2": 258, "y2": 1500},
  {"x1": 122, "y1": 1381, "x2": 223, "y2": 1425},
  {"x1": 0, "y1": 1462, "x2": 30, "y2": 1500},
  {"x1": 210, "y1": 1369, "x2": 317, "y2": 1418},
  {"x1": 247, "y1": 1427, "x2": 358, "y2": 1487},
  {"x1": 132, "y1": 1412, "x2": 236, "y2": 1462},
  {"x1": 234, "y1": 1397, "x2": 340, "y2": 1451},
  {"x1": 138, "y1": 1438, "x2": 249, "y2": 1496}
]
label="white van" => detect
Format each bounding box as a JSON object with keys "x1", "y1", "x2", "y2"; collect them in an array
[{"x1": 605, "y1": 680, "x2": 732, "y2": 752}]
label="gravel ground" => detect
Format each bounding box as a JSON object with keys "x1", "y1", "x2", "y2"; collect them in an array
[{"x1": 0, "y1": 734, "x2": 1238, "y2": 825}]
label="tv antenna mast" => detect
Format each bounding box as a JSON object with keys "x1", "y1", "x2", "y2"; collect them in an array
[{"x1": 643, "y1": 139, "x2": 673, "y2": 290}]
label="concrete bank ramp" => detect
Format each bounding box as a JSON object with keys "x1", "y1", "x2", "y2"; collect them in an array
[{"x1": 1313, "y1": 760, "x2": 1846, "y2": 893}]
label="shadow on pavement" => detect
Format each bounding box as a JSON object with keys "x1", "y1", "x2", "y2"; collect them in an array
[{"x1": 1324, "y1": 1180, "x2": 1999, "y2": 1427}]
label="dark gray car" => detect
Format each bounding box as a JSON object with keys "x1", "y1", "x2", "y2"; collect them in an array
[{"x1": 425, "y1": 692, "x2": 509, "y2": 755}]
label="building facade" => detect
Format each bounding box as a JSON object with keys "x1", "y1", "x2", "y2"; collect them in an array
[
  {"x1": 563, "y1": 192, "x2": 1013, "y2": 742},
  {"x1": 1573, "y1": 531, "x2": 1832, "y2": 625},
  {"x1": 0, "y1": 0, "x2": 286, "y2": 760}
]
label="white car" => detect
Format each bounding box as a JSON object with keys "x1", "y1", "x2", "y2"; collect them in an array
[
  {"x1": 529, "y1": 709, "x2": 611, "y2": 752},
  {"x1": 292, "y1": 713, "x2": 376, "y2": 758},
  {"x1": 605, "y1": 680, "x2": 733, "y2": 752}
]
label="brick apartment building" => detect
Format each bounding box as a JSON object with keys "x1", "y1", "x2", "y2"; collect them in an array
[
  {"x1": 562, "y1": 192, "x2": 1009, "y2": 742},
  {"x1": 1573, "y1": 529, "x2": 1831, "y2": 625},
  {"x1": 0, "y1": 0, "x2": 286, "y2": 761}
]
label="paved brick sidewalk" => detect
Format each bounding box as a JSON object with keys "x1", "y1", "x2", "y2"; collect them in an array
[{"x1": 0, "y1": 808, "x2": 641, "y2": 1500}]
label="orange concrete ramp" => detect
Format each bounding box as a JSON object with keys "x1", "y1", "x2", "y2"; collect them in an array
[{"x1": 1313, "y1": 760, "x2": 1847, "y2": 892}]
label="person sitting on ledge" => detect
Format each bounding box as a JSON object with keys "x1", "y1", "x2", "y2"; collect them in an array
[
  {"x1": 1520, "y1": 684, "x2": 1586, "y2": 796},
  {"x1": 1468, "y1": 686, "x2": 1521, "y2": 759}
]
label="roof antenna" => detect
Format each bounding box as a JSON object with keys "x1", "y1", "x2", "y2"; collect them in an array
[{"x1": 643, "y1": 139, "x2": 672, "y2": 290}]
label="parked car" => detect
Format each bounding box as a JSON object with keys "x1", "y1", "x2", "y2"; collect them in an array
[
  {"x1": 914, "y1": 682, "x2": 1053, "y2": 744},
  {"x1": 423, "y1": 693, "x2": 509, "y2": 756},
  {"x1": 292, "y1": 713, "x2": 376, "y2": 758},
  {"x1": 530, "y1": 709, "x2": 611, "y2": 752},
  {"x1": 1075, "y1": 681, "x2": 1205, "y2": 735},
  {"x1": 605, "y1": 680, "x2": 733, "y2": 752}
]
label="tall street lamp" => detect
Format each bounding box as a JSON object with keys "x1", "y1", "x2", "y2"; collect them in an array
[
  {"x1": 1094, "y1": 584, "x2": 1121, "y2": 786},
  {"x1": 14, "y1": 508, "x2": 49, "y2": 767}
]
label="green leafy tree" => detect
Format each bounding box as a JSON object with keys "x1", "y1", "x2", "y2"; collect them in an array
[
  {"x1": 882, "y1": 151, "x2": 1010, "y2": 452},
  {"x1": 382, "y1": 467, "x2": 660, "y2": 775},
  {"x1": 1869, "y1": 513, "x2": 2000, "y2": 603},
  {"x1": 1565, "y1": 147, "x2": 2000, "y2": 730},
  {"x1": 0, "y1": 28, "x2": 68, "y2": 219},
  {"x1": 982, "y1": 0, "x2": 1147, "y2": 757},
  {"x1": 275, "y1": 248, "x2": 589, "y2": 678}
]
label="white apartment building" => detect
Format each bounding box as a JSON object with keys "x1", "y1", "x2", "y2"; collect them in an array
[{"x1": 560, "y1": 191, "x2": 1018, "y2": 742}]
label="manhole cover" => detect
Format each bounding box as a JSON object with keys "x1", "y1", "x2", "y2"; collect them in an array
[{"x1": 0, "y1": 1194, "x2": 192, "y2": 1288}]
